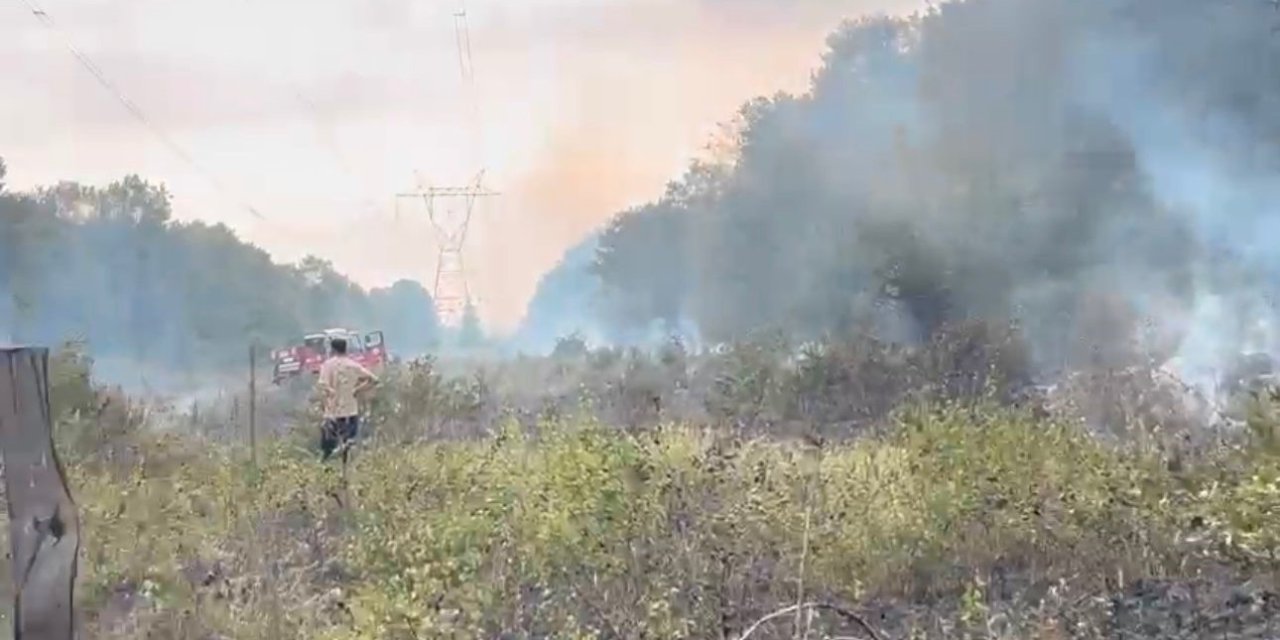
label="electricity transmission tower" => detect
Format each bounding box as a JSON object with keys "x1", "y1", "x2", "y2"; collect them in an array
[
  {"x1": 397, "y1": 0, "x2": 497, "y2": 329},
  {"x1": 396, "y1": 171, "x2": 498, "y2": 326}
]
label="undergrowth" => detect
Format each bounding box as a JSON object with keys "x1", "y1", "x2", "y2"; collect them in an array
[
  {"x1": 15, "y1": 405, "x2": 1274, "y2": 639},
  {"x1": 1, "y1": 342, "x2": 1278, "y2": 638}
]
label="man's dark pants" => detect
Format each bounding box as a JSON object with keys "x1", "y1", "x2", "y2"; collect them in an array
[{"x1": 321, "y1": 415, "x2": 360, "y2": 462}]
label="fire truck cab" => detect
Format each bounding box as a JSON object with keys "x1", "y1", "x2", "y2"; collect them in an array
[{"x1": 271, "y1": 328, "x2": 387, "y2": 384}]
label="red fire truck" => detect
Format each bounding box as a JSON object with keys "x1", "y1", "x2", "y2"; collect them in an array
[{"x1": 271, "y1": 328, "x2": 387, "y2": 384}]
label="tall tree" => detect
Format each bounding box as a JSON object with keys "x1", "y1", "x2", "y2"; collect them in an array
[
  {"x1": 0, "y1": 161, "x2": 440, "y2": 385},
  {"x1": 589, "y1": 0, "x2": 1263, "y2": 376}
]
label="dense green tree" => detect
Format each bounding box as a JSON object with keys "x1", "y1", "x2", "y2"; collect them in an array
[
  {"x1": 587, "y1": 0, "x2": 1275, "y2": 374},
  {"x1": 0, "y1": 166, "x2": 439, "y2": 382},
  {"x1": 369, "y1": 280, "x2": 441, "y2": 357},
  {"x1": 456, "y1": 301, "x2": 484, "y2": 349},
  {"x1": 512, "y1": 234, "x2": 602, "y2": 353}
]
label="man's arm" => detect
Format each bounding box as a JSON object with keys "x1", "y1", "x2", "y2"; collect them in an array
[
  {"x1": 315, "y1": 364, "x2": 335, "y2": 402},
  {"x1": 354, "y1": 363, "x2": 380, "y2": 395},
  {"x1": 312, "y1": 378, "x2": 332, "y2": 416}
]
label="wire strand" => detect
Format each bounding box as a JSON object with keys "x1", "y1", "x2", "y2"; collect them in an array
[{"x1": 17, "y1": 0, "x2": 267, "y2": 220}]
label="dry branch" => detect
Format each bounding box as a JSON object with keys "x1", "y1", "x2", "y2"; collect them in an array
[{"x1": 738, "y1": 602, "x2": 885, "y2": 640}]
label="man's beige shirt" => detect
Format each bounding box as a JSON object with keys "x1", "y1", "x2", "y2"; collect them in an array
[{"x1": 317, "y1": 356, "x2": 375, "y2": 419}]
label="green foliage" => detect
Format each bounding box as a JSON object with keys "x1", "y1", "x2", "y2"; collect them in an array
[
  {"x1": 1187, "y1": 387, "x2": 1280, "y2": 570},
  {"x1": 551, "y1": 332, "x2": 590, "y2": 360},
  {"x1": 1196, "y1": 465, "x2": 1280, "y2": 569},
  {"x1": 46, "y1": 340, "x2": 145, "y2": 463},
  {"x1": 455, "y1": 302, "x2": 485, "y2": 349},
  {"x1": 3, "y1": 341, "x2": 1272, "y2": 637},
  {"x1": 67, "y1": 438, "x2": 347, "y2": 638},
  {"x1": 361, "y1": 356, "x2": 493, "y2": 444},
  {"x1": 586, "y1": 0, "x2": 1265, "y2": 356},
  {"x1": 1243, "y1": 387, "x2": 1280, "y2": 456},
  {"x1": 0, "y1": 164, "x2": 439, "y2": 379},
  {"x1": 48, "y1": 340, "x2": 97, "y2": 424},
  {"x1": 515, "y1": 235, "x2": 606, "y2": 352},
  {"x1": 352, "y1": 323, "x2": 1039, "y2": 446},
  {"x1": 32, "y1": 392, "x2": 1237, "y2": 639}
]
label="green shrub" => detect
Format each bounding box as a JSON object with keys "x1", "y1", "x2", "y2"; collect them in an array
[
  {"x1": 80, "y1": 404, "x2": 1171, "y2": 639},
  {"x1": 12, "y1": 356, "x2": 1270, "y2": 639}
]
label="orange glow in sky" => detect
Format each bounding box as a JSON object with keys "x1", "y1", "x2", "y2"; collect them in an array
[{"x1": 1, "y1": 0, "x2": 925, "y2": 330}]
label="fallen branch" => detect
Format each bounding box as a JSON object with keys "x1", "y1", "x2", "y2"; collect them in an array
[{"x1": 737, "y1": 602, "x2": 885, "y2": 640}]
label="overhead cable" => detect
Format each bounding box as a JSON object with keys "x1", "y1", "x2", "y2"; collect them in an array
[{"x1": 17, "y1": 0, "x2": 267, "y2": 220}]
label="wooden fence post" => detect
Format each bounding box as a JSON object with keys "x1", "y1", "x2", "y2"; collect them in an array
[
  {"x1": 248, "y1": 342, "x2": 258, "y2": 468},
  {"x1": 0, "y1": 347, "x2": 79, "y2": 640}
]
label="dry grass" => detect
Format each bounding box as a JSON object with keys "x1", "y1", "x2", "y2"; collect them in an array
[{"x1": 0, "y1": 337, "x2": 1275, "y2": 638}]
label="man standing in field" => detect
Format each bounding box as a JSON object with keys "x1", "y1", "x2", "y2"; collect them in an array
[{"x1": 316, "y1": 336, "x2": 379, "y2": 463}]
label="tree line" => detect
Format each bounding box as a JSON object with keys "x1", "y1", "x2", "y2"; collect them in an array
[
  {"x1": 523, "y1": 0, "x2": 1280, "y2": 378},
  {"x1": 0, "y1": 160, "x2": 441, "y2": 383}
]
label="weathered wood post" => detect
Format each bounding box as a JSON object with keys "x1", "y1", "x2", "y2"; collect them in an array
[
  {"x1": 248, "y1": 343, "x2": 257, "y2": 467},
  {"x1": 0, "y1": 347, "x2": 79, "y2": 640}
]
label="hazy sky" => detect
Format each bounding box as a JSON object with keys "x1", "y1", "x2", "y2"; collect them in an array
[{"x1": 2, "y1": 0, "x2": 923, "y2": 330}]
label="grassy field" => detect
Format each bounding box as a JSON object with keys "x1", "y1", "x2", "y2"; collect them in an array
[
  {"x1": 3, "y1": 341, "x2": 1280, "y2": 638},
  {"x1": 20, "y1": 406, "x2": 1280, "y2": 638}
]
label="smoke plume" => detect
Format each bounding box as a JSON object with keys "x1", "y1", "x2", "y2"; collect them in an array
[{"x1": 532, "y1": 0, "x2": 1280, "y2": 404}]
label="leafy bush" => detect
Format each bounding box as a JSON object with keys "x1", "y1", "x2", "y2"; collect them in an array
[
  {"x1": 25, "y1": 401, "x2": 1225, "y2": 639},
  {"x1": 350, "y1": 324, "x2": 1038, "y2": 448},
  {"x1": 1, "y1": 342, "x2": 1275, "y2": 638}
]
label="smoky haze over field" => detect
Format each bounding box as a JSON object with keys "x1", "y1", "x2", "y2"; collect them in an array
[
  {"x1": 514, "y1": 0, "x2": 1280, "y2": 399},
  {"x1": 1, "y1": 0, "x2": 924, "y2": 331},
  {"x1": 7, "y1": 0, "x2": 1280, "y2": 403}
]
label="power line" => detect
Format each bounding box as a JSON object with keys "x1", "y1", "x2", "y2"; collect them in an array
[
  {"x1": 453, "y1": 0, "x2": 484, "y2": 174},
  {"x1": 392, "y1": 0, "x2": 500, "y2": 328},
  {"x1": 17, "y1": 0, "x2": 267, "y2": 220},
  {"x1": 292, "y1": 88, "x2": 385, "y2": 216}
]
